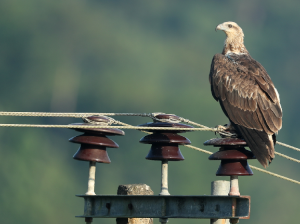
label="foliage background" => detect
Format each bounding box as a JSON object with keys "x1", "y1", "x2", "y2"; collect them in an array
[{"x1": 0, "y1": 0, "x2": 299, "y2": 223}]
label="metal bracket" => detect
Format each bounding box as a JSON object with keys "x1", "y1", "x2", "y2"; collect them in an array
[{"x1": 76, "y1": 195, "x2": 250, "y2": 219}]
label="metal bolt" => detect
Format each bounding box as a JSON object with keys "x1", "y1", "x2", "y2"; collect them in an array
[
  {"x1": 200, "y1": 204, "x2": 205, "y2": 212},
  {"x1": 85, "y1": 217, "x2": 93, "y2": 224},
  {"x1": 159, "y1": 218, "x2": 169, "y2": 223}
]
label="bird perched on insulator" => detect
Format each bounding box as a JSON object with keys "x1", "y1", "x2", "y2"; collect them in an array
[{"x1": 209, "y1": 21, "x2": 282, "y2": 167}]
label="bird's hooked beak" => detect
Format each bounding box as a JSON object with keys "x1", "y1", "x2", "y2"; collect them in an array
[{"x1": 215, "y1": 23, "x2": 226, "y2": 32}]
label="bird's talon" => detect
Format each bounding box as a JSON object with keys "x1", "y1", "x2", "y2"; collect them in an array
[{"x1": 215, "y1": 125, "x2": 228, "y2": 131}]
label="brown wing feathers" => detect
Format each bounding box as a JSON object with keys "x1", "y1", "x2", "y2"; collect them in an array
[
  {"x1": 210, "y1": 54, "x2": 282, "y2": 133},
  {"x1": 209, "y1": 53, "x2": 282, "y2": 167}
]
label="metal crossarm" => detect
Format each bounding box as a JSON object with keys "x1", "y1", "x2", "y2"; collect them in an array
[{"x1": 76, "y1": 195, "x2": 250, "y2": 219}]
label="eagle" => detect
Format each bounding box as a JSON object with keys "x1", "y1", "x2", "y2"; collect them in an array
[{"x1": 209, "y1": 21, "x2": 282, "y2": 167}]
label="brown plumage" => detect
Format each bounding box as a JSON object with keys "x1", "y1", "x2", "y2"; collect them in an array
[{"x1": 210, "y1": 22, "x2": 282, "y2": 167}]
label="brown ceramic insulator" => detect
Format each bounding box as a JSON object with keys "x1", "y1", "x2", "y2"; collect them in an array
[
  {"x1": 209, "y1": 148, "x2": 255, "y2": 160},
  {"x1": 69, "y1": 134, "x2": 119, "y2": 148},
  {"x1": 145, "y1": 144, "x2": 185, "y2": 161},
  {"x1": 216, "y1": 160, "x2": 253, "y2": 176},
  {"x1": 73, "y1": 144, "x2": 111, "y2": 163},
  {"x1": 140, "y1": 133, "x2": 191, "y2": 145},
  {"x1": 139, "y1": 118, "x2": 193, "y2": 161},
  {"x1": 69, "y1": 116, "x2": 124, "y2": 163},
  {"x1": 69, "y1": 133, "x2": 120, "y2": 163},
  {"x1": 70, "y1": 123, "x2": 125, "y2": 136},
  {"x1": 204, "y1": 138, "x2": 247, "y2": 147},
  {"x1": 85, "y1": 115, "x2": 111, "y2": 123},
  {"x1": 70, "y1": 134, "x2": 116, "y2": 163},
  {"x1": 69, "y1": 132, "x2": 119, "y2": 163},
  {"x1": 72, "y1": 115, "x2": 124, "y2": 136},
  {"x1": 205, "y1": 138, "x2": 254, "y2": 176},
  {"x1": 154, "y1": 114, "x2": 181, "y2": 122}
]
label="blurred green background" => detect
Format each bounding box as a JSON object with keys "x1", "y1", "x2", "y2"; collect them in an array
[{"x1": 0, "y1": 0, "x2": 299, "y2": 223}]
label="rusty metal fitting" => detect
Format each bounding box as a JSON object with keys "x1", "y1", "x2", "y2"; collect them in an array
[{"x1": 85, "y1": 217, "x2": 93, "y2": 223}]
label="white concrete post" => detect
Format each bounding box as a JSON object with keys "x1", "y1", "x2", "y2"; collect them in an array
[
  {"x1": 86, "y1": 161, "x2": 96, "y2": 195},
  {"x1": 211, "y1": 180, "x2": 230, "y2": 224},
  {"x1": 228, "y1": 176, "x2": 240, "y2": 224},
  {"x1": 85, "y1": 161, "x2": 96, "y2": 224},
  {"x1": 159, "y1": 160, "x2": 170, "y2": 224},
  {"x1": 160, "y1": 160, "x2": 170, "y2": 196},
  {"x1": 228, "y1": 175, "x2": 240, "y2": 196}
]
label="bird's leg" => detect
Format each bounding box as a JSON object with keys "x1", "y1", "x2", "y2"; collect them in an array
[
  {"x1": 215, "y1": 124, "x2": 227, "y2": 131},
  {"x1": 216, "y1": 121, "x2": 237, "y2": 138},
  {"x1": 216, "y1": 121, "x2": 233, "y2": 131},
  {"x1": 225, "y1": 121, "x2": 236, "y2": 132}
]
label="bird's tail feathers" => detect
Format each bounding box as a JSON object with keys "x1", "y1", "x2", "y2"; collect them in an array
[{"x1": 232, "y1": 124, "x2": 275, "y2": 168}]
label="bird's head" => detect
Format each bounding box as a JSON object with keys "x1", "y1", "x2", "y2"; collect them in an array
[
  {"x1": 215, "y1": 21, "x2": 247, "y2": 55},
  {"x1": 216, "y1": 21, "x2": 244, "y2": 40}
]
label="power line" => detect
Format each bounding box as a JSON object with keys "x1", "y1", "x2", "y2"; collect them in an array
[{"x1": 0, "y1": 111, "x2": 299, "y2": 185}]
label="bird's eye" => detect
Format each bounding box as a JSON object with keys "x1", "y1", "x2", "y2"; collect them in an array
[{"x1": 228, "y1": 24, "x2": 233, "y2": 28}]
